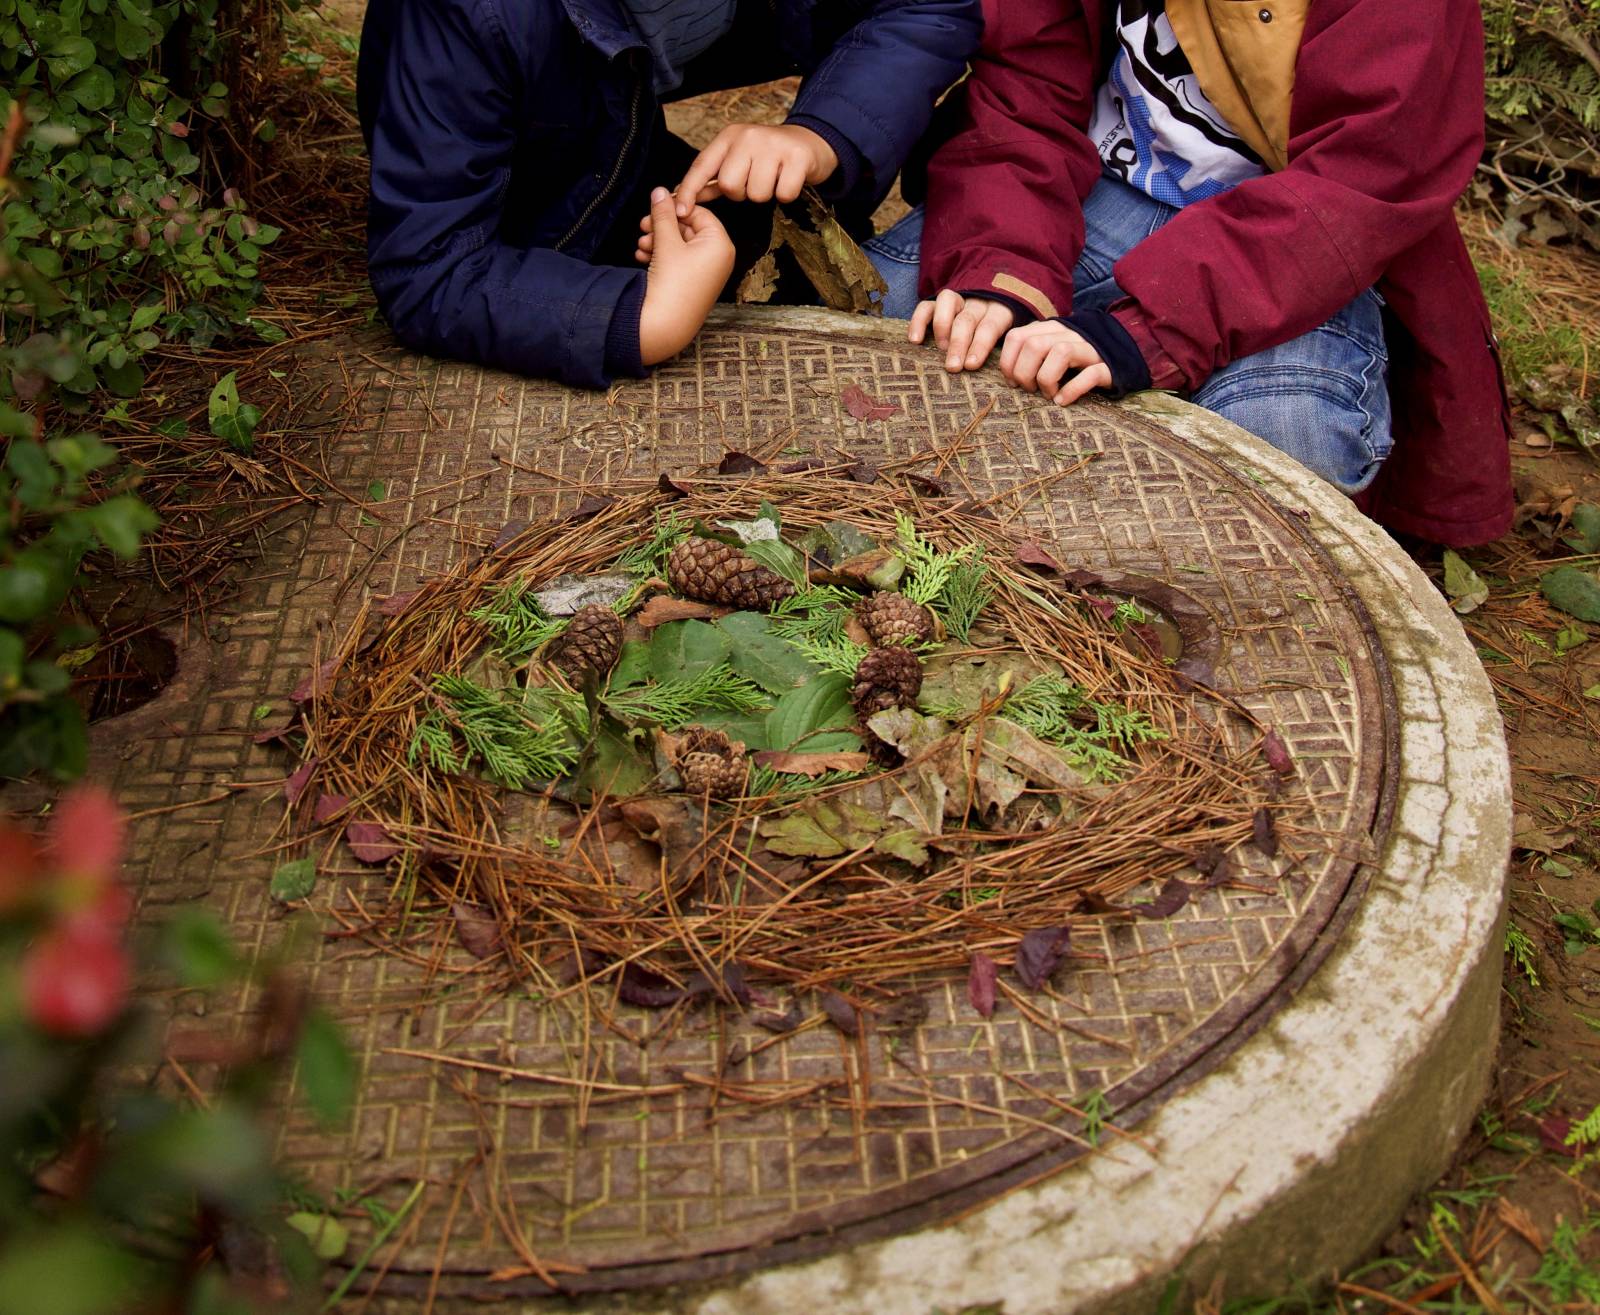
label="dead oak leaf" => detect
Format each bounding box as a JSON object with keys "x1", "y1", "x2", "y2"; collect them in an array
[{"x1": 842, "y1": 384, "x2": 900, "y2": 422}]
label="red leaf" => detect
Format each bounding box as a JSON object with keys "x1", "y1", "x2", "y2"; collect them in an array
[
  {"x1": 1262, "y1": 729, "x2": 1294, "y2": 776},
  {"x1": 1252, "y1": 807, "x2": 1278, "y2": 858},
  {"x1": 904, "y1": 472, "x2": 950, "y2": 497},
  {"x1": 253, "y1": 712, "x2": 302, "y2": 745},
  {"x1": 842, "y1": 384, "x2": 900, "y2": 422},
  {"x1": 1083, "y1": 596, "x2": 1117, "y2": 622},
  {"x1": 968, "y1": 952, "x2": 998, "y2": 1018},
  {"x1": 375, "y1": 590, "x2": 419, "y2": 616},
  {"x1": 345, "y1": 821, "x2": 401, "y2": 864},
  {"x1": 45, "y1": 787, "x2": 125, "y2": 883},
  {"x1": 21, "y1": 923, "x2": 130, "y2": 1038},
  {"x1": 617, "y1": 964, "x2": 701, "y2": 1009},
  {"x1": 636, "y1": 596, "x2": 724, "y2": 628},
  {"x1": 1128, "y1": 622, "x2": 1164, "y2": 657},
  {"x1": 166, "y1": 120, "x2": 189, "y2": 138},
  {"x1": 291, "y1": 658, "x2": 340, "y2": 705},
  {"x1": 1539, "y1": 1117, "x2": 1578, "y2": 1157},
  {"x1": 1016, "y1": 542, "x2": 1067, "y2": 574},
  {"x1": 820, "y1": 991, "x2": 859, "y2": 1036},
  {"x1": 1015, "y1": 926, "x2": 1072, "y2": 990},
  {"x1": 717, "y1": 451, "x2": 766, "y2": 475},
  {"x1": 490, "y1": 520, "x2": 529, "y2": 552},
  {"x1": 565, "y1": 494, "x2": 616, "y2": 524},
  {"x1": 657, "y1": 472, "x2": 694, "y2": 498},
  {"x1": 452, "y1": 902, "x2": 503, "y2": 960},
  {"x1": 312, "y1": 793, "x2": 349, "y2": 824},
  {"x1": 284, "y1": 757, "x2": 318, "y2": 805},
  {"x1": 752, "y1": 1004, "x2": 805, "y2": 1034}
]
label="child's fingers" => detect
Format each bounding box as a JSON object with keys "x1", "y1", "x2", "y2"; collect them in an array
[
  {"x1": 649, "y1": 187, "x2": 684, "y2": 252},
  {"x1": 909, "y1": 300, "x2": 937, "y2": 344},
  {"x1": 744, "y1": 156, "x2": 782, "y2": 204},
  {"x1": 930, "y1": 289, "x2": 965, "y2": 350},
  {"x1": 677, "y1": 137, "x2": 732, "y2": 213},
  {"x1": 775, "y1": 158, "x2": 807, "y2": 203},
  {"x1": 691, "y1": 183, "x2": 723, "y2": 204},
  {"x1": 1034, "y1": 343, "x2": 1079, "y2": 396},
  {"x1": 683, "y1": 204, "x2": 729, "y2": 240},
  {"x1": 999, "y1": 322, "x2": 1056, "y2": 382},
  {"x1": 1055, "y1": 364, "x2": 1111, "y2": 406},
  {"x1": 715, "y1": 148, "x2": 754, "y2": 202},
  {"x1": 965, "y1": 307, "x2": 1010, "y2": 370},
  {"x1": 1009, "y1": 332, "x2": 1062, "y2": 391}
]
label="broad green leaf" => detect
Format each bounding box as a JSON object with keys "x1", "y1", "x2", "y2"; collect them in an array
[
  {"x1": 100, "y1": 358, "x2": 145, "y2": 397},
  {"x1": 1563, "y1": 503, "x2": 1600, "y2": 556},
  {"x1": 759, "y1": 798, "x2": 887, "y2": 857},
  {"x1": 65, "y1": 65, "x2": 117, "y2": 112},
  {"x1": 138, "y1": 1105, "x2": 276, "y2": 1211},
  {"x1": 46, "y1": 35, "x2": 97, "y2": 77},
  {"x1": 684, "y1": 709, "x2": 769, "y2": 750},
  {"x1": 296, "y1": 1007, "x2": 356, "y2": 1125},
  {"x1": 286, "y1": 1212, "x2": 350, "y2": 1261},
  {"x1": 269, "y1": 857, "x2": 316, "y2": 902},
  {"x1": 874, "y1": 829, "x2": 930, "y2": 866},
  {"x1": 88, "y1": 495, "x2": 157, "y2": 557},
  {"x1": 47, "y1": 433, "x2": 117, "y2": 478},
  {"x1": 0, "y1": 631, "x2": 23, "y2": 690},
  {"x1": 162, "y1": 909, "x2": 240, "y2": 989},
  {"x1": 1555, "y1": 624, "x2": 1588, "y2": 654},
  {"x1": 765, "y1": 673, "x2": 854, "y2": 751},
  {"x1": 1441, "y1": 549, "x2": 1488, "y2": 614},
  {"x1": 607, "y1": 639, "x2": 651, "y2": 692},
  {"x1": 0, "y1": 556, "x2": 61, "y2": 622},
  {"x1": 0, "y1": 1224, "x2": 144, "y2": 1315},
  {"x1": 797, "y1": 519, "x2": 877, "y2": 565},
  {"x1": 567, "y1": 723, "x2": 657, "y2": 801},
  {"x1": 1540, "y1": 566, "x2": 1600, "y2": 623},
  {"x1": 129, "y1": 302, "x2": 163, "y2": 332},
  {"x1": 647, "y1": 619, "x2": 730, "y2": 683},
  {"x1": 208, "y1": 370, "x2": 241, "y2": 428},
  {"x1": 743, "y1": 538, "x2": 807, "y2": 588},
  {"x1": 717, "y1": 611, "x2": 820, "y2": 694}
]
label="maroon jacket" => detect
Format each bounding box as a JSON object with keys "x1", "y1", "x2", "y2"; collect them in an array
[{"x1": 917, "y1": 0, "x2": 1514, "y2": 546}]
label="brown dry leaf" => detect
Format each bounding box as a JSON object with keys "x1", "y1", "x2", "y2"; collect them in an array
[
  {"x1": 735, "y1": 247, "x2": 780, "y2": 305},
  {"x1": 841, "y1": 384, "x2": 900, "y2": 422},
  {"x1": 635, "y1": 595, "x2": 724, "y2": 629},
  {"x1": 452, "y1": 902, "x2": 503, "y2": 960},
  {"x1": 619, "y1": 797, "x2": 707, "y2": 891},
  {"x1": 1495, "y1": 1197, "x2": 1544, "y2": 1252},
  {"x1": 766, "y1": 192, "x2": 887, "y2": 315},
  {"x1": 752, "y1": 749, "x2": 872, "y2": 777}
]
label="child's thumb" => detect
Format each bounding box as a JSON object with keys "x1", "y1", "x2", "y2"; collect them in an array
[{"x1": 649, "y1": 188, "x2": 682, "y2": 252}]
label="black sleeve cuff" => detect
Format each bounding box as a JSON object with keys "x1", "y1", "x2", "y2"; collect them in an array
[
  {"x1": 957, "y1": 290, "x2": 1038, "y2": 328},
  {"x1": 1058, "y1": 309, "x2": 1151, "y2": 398},
  {"x1": 785, "y1": 114, "x2": 865, "y2": 201},
  {"x1": 605, "y1": 274, "x2": 648, "y2": 379}
]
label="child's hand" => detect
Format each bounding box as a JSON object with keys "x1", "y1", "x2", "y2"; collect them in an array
[
  {"x1": 674, "y1": 124, "x2": 838, "y2": 210},
  {"x1": 636, "y1": 187, "x2": 735, "y2": 366},
  {"x1": 1000, "y1": 321, "x2": 1111, "y2": 405},
  {"x1": 909, "y1": 291, "x2": 1015, "y2": 373}
]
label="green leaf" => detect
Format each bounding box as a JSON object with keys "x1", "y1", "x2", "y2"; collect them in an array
[
  {"x1": 287, "y1": 1212, "x2": 349, "y2": 1261},
  {"x1": 1540, "y1": 567, "x2": 1600, "y2": 623},
  {"x1": 100, "y1": 358, "x2": 145, "y2": 397},
  {"x1": 0, "y1": 631, "x2": 23, "y2": 691},
  {"x1": 88, "y1": 495, "x2": 157, "y2": 557},
  {"x1": 797, "y1": 519, "x2": 877, "y2": 565},
  {"x1": 684, "y1": 710, "x2": 770, "y2": 750},
  {"x1": 647, "y1": 619, "x2": 730, "y2": 683},
  {"x1": 0, "y1": 1224, "x2": 144, "y2": 1315},
  {"x1": 765, "y1": 673, "x2": 854, "y2": 751},
  {"x1": 759, "y1": 798, "x2": 886, "y2": 857},
  {"x1": 296, "y1": 1007, "x2": 356, "y2": 1125},
  {"x1": 208, "y1": 370, "x2": 240, "y2": 427},
  {"x1": 1563, "y1": 504, "x2": 1600, "y2": 556},
  {"x1": 254, "y1": 117, "x2": 277, "y2": 142},
  {"x1": 47, "y1": 433, "x2": 117, "y2": 478},
  {"x1": 129, "y1": 303, "x2": 163, "y2": 332},
  {"x1": 46, "y1": 35, "x2": 97, "y2": 77},
  {"x1": 1441, "y1": 549, "x2": 1488, "y2": 614},
  {"x1": 65, "y1": 65, "x2": 117, "y2": 112},
  {"x1": 607, "y1": 639, "x2": 652, "y2": 692},
  {"x1": 744, "y1": 538, "x2": 808, "y2": 588},
  {"x1": 1585, "y1": 684, "x2": 1600, "y2": 700},
  {"x1": 270, "y1": 857, "x2": 316, "y2": 902},
  {"x1": 0, "y1": 556, "x2": 62, "y2": 622},
  {"x1": 1555, "y1": 624, "x2": 1589, "y2": 654},
  {"x1": 717, "y1": 611, "x2": 821, "y2": 694},
  {"x1": 366, "y1": 480, "x2": 386, "y2": 501},
  {"x1": 567, "y1": 722, "x2": 657, "y2": 801},
  {"x1": 874, "y1": 828, "x2": 930, "y2": 866},
  {"x1": 162, "y1": 909, "x2": 240, "y2": 989}
]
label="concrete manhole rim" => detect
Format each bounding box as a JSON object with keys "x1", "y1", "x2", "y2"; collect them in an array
[{"x1": 534, "y1": 311, "x2": 1510, "y2": 1314}]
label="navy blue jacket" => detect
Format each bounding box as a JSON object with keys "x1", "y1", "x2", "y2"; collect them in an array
[{"x1": 357, "y1": 0, "x2": 982, "y2": 388}]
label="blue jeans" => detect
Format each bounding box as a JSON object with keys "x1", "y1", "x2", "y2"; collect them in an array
[{"x1": 863, "y1": 175, "x2": 1393, "y2": 494}]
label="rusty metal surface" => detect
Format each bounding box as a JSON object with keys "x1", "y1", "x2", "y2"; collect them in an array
[{"x1": 102, "y1": 313, "x2": 1395, "y2": 1296}]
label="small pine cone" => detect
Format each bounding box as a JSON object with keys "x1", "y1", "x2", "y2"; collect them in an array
[
  {"x1": 851, "y1": 644, "x2": 923, "y2": 720},
  {"x1": 675, "y1": 726, "x2": 749, "y2": 799},
  {"x1": 667, "y1": 538, "x2": 795, "y2": 610},
  {"x1": 855, "y1": 591, "x2": 933, "y2": 647},
  {"x1": 547, "y1": 604, "x2": 622, "y2": 679}
]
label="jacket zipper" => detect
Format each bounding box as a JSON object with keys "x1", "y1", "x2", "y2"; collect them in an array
[{"x1": 555, "y1": 75, "x2": 643, "y2": 251}]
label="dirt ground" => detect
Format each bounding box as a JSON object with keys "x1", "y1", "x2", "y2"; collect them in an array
[{"x1": 116, "y1": 6, "x2": 1600, "y2": 1309}]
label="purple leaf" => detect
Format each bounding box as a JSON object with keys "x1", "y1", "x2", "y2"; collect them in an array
[
  {"x1": 565, "y1": 494, "x2": 615, "y2": 523},
  {"x1": 847, "y1": 461, "x2": 880, "y2": 485},
  {"x1": 290, "y1": 658, "x2": 340, "y2": 705},
  {"x1": 968, "y1": 952, "x2": 998, "y2": 1018},
  {"x1": 313, "y1": 792, "x2": 349, "y2": 824},
  {"x1": 657, "y1": 472, "x2": 693, "y2": 498},
  {"x1": 751, "y1": 1005, "x2": 805, "y2": 1034},
  {"x1": 1262, "y1": 729, "x2": 1294, "y2": 776},
  {"x1": 717, "y1": 450, "x2": 766, "y2": 475},
  {"x1": 1540, "y1": 1117, "x2": 1578, "y2": 1157},
  {"x1": 842, "y1": 384, "x2": 900, "y2": 422},
  {"x1": 904, "y1": 472, "x2": 950, "y2": 497},
  {"x1": 1139, "y1": 876, "x2": 1191, "y2": 919},
  {"x1": 777, "y1": 457, "x2": 830, "y2": 473},
  {"x1": 283, "y1": 757, "x2": 318, "y2": 805},
  {"x1": 490, "y1": 520, "x2": 529, "y2": 552},
  {"x1": 253, "y1": 711, "x2": 302, "y2": 745},
  {"x1": 345, "y1": 821, "x2": 401, "y2": 864},
  {"x1": 1015, "y1": 926, "x2": 1072, "y2": 990},
  {"x1": 617, "y1": 964, "x2": 700, "y2": 1009},
  {"x1": 374, "y1": 590, "x2": 419, "y2": 617},
  {"x1": 820, "y1": 991, "x2": 859, "y2": 1036},
  {"x1": 1083, "y1": 596, "x2": 1117, "y2": 622},
  {"x1": 1016, "y1": 541, "x2": 1067, "y2": 574},
  {"x1": 452, "y1": 902, "x2": 503, "y2": 960},
  {"x1": 1128, "y1": 622, "x2": 1164, "y2": 657},
  {"x1": 1252, "y1": 807, "x2": 1279, "y2": 858}
]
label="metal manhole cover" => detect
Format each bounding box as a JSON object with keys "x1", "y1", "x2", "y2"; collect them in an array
[{"x1": 110, "y1": 310, "x2": 1395, "y2": 1299}]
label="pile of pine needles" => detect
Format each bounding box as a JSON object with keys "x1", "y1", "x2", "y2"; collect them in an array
[{"x1": 303, "y1": 473, "x2": 1292, "y2": 1007}]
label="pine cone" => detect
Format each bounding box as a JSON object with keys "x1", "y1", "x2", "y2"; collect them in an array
[
  {"x1": 674, "y1": 726, "x2": 748, "y2": 799},
  {"x1": 851, "y1": 645, "x2": 923, "y2": 720},
  {"x1": 547, "y1": 604, "x2": 622, "y2": 679},
  {"x1": 667, "y1": 538, "x2": 794, "y2": 610},
  {"x1": 855, "y1": 591, "x2": 933, "y2": 647}
]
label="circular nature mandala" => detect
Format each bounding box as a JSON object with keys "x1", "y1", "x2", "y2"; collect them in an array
[{"x1": 298, "y1": 470, "x2": 1291, "y2": 1012}]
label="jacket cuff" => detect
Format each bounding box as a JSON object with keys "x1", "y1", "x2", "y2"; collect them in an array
[
  {"x1": 1106, "y1": 299, "x2": 1186, "y2": 392},
  {"x1": 1059, "y1": 309, "x2": 1151, "y2": 398},
  {"x1": 958, "y1": 290, "x2": 1037, "y2": 327},
  {"x1": 785, "y1": 114, "x2": 865, "y2": 201},
  {"x1": 605, "y1": 274, "x2": 648, "y2": 380}
]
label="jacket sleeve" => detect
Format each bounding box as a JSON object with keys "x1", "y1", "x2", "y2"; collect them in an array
[
  {"x1": 915, "y1": 0, "x2": 1101, "y2": 320},
  {"x1": 364, "y1": 0, "x2": 646, "y2": 389},
  {"x1": 786, "y1": 0, "x2": 986, "y2": 206},
  {"x1": 1110, "y1": 0, "x2": 1487, "y2": 391}
]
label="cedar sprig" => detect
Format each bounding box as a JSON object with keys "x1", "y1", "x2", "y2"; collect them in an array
[{"x1": 601, "y1": 663, "x2": 769, "y2": 729}]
